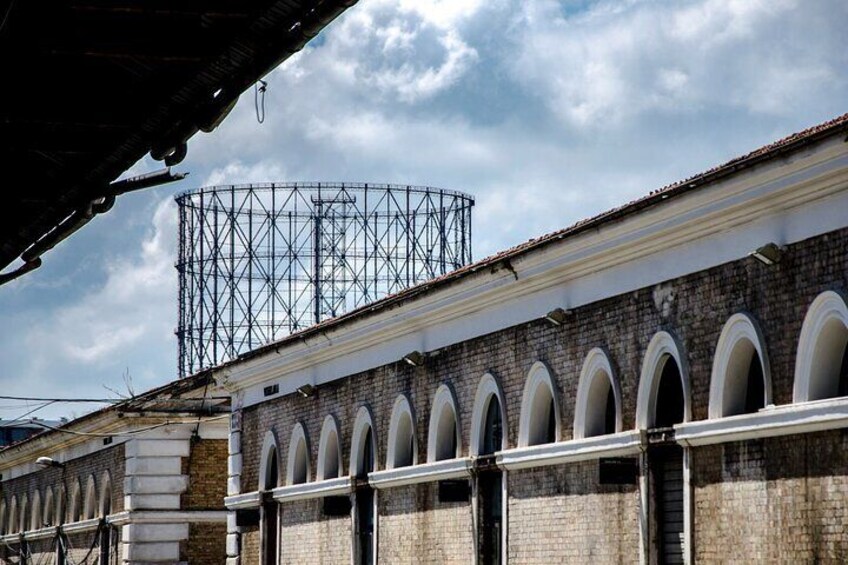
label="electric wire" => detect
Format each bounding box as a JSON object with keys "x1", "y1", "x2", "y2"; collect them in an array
[{"x1": 0, "y1": 401, "x2": 55, "y2": 428}]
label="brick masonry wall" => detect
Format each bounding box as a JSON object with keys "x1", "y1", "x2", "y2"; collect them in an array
[
  {"x1": 508, "y1": 463, "x2": 639, "y2": 564},
  {"x1": 186, "y1": 522, "x2": 227, "y2": 564},
  {"x1": 379, "y1": 483, "x2": 474, "y2": 564},
  {"x1": 0, "y1": 445, "x2": 125, "y2": 564},
  {"x1": 693, "y1": 430, "x2": 848, "y2": 563},
  {"x1": 0, "y1": 443, "x2": 125, "y2": 523},
  {"x1": 278, "y1": 498, "x2": 350, "y2": 564},
  {"x1": 236, "y1": 226, "x2": 848, "y2": 562},
  {"x1": 182, "y1": 438, "x2": 228, "y2": 510}
]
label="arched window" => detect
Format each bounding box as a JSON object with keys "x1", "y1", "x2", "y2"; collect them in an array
[
  {"x1": 8, "y1": 496, "x2": 18, "y2": 534},
  {"x1": 470, "y1": 373, "x2": 507, "y2": 456},
  {"x1": 794, "y1": 290, "x2": 848, "y2": 402},
  {"x1": 350, "y1": 405, "x2": 376, "y2": 565},
  {"x1": 69, "y1": 479, "x2": 82, "y2": 523},
  {"x1": 317, "y1": 415, "x2": 343, "y2": 480},
  {"x1": 473, "y1": 374, "x2": 505, "y2": 565},
  {"x1": 0, "y1": 498, "x2": 7, "y2": 535},
  {"x1": 43, "y1": 487, "x2": 54, "y2": 527},
  {"x1": 30, "y1": 490, "x2": 41, "y2": 530},
  {"x1": 709, "y1": 313, "x2": 771, "y2": 418},
  {"x1": 259, "y1": 431, "x2": 281, "y2": 491},
  {"x1": 387, "y1": 394, "x2": 416, "y2": 469},
  {"x1": 84, "y1": 475, "x2": 97, "y2": 520},
  {"x1": 350, "y1": 406, "x2": 377, "y2": 477},
  {"x1": 286, "y1": 423, "x2": 311, "y2": 485},
  {"x1": 259, "y1": 431, "x2": 280, "y2": 565},
  {"x1": 518, "y1": 361, "x2": 560, "y2": 446},
  {"x1": 427, "y1": 384, "x2": 461, "y2": 462},
  {"x1": 574, "y1": 348, "x2": 621, "y2": 439},
  {"x1": 636, "y1": 331, "x2": 691, "y2": 429}
]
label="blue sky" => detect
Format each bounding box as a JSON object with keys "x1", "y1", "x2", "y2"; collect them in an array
[{"x1": 1, "y1": 0, "x2": 846, "y2": 420}]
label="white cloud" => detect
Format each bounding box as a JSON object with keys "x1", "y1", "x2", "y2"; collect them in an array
[{"x1": 510, "y1": 0, "x2": 846, "y2": 126}]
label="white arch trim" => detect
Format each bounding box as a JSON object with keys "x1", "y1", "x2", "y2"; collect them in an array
[
  {"x1": 258, "y1": 430, "x2": 281, "y2": 490},
  {"x1": 286, "y1": 422, "x2": 311, "y2": 485},
  {"x1": 9, "y1": 495, "x2": 19, "y2": 534},
  {"x1": 518, "y1": 361, "x2": 561, "y2": 447},
  {"x1": 794, "y1": 290, "x2": 848, "y2": 402},
  {"x1": 574, "y1": 348, "x2": 622, "y2": 439},
  {"x1": 350, "y1": 405, "x2": 376, "y2": 476},
  {"x1": 99, "y1": 471, "x2": 113, "y2": 517},
  {"x1": 317, "y1": 414, "x2": 343, "y2": 480},
  {"x1": 83, "y1": 475, "x2": 97, "y2": 520},
  {"x1": 69, "y1": 479, "x2": 81, "y2": 523},
  {"x1": 19, "y1": 494, "x2": 28, "y2": 533},
  {"x1": 636, "y1": 330, "x2": 691, "y2": 429},
  {"x1": 709, "y1": 312, "x2": 772, "y2": 418},
  {"x1": 387, "y1": 394, "x2": 417, "y2": 469},
  {"x1": 470, "y1": 373, "x2": 507, "y2": 455},
  {"x1": 427, "y1": 384, "x2": 461, "y2": 462},
  {"x1": 43, "y1": 486, "x2": 54, "y2": 527},
  {"x1": 30, "y1": 490, "x2": 41, "y2": 531}
]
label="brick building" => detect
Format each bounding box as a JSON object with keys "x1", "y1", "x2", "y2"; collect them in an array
[
  {"x1": 0, "y1": 372, "x2": 229, "y2": 564},
  {"x1": 217, "y1": 114, "x2": 848, "y2": 565}
]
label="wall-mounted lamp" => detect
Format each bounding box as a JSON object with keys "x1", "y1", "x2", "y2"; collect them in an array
[
  {"x1": 402, "y1": 351, "x2": 425, "y2": 367},
  {"x1": 750, "y1": 243, "x2": 784, "y2": 266},
  {"x1": 35, "y1": 457, "x2": 65, "y2": 469},
  {"x1": 544, "y1": 307, "x2": 571, "y2": 326},
  {"x1": 296, "y1": 384, "x2": 316, "y2": 398}
]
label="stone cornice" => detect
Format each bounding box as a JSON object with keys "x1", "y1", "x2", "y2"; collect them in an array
[
  {"x1": 497, "y1": 431, "x2": 643, "y2": 471},
  {"x1": 368, "y1": 458, "x2": 472, "y2": 489},
  {"x1": 675, "y1": 398, "x2": 848, "y2": 446},
  {"x1": 271, "y1": 476, "x2": 352, "y2": 502}
]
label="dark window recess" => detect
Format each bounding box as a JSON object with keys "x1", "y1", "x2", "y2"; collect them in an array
[
  {"x1": 545, "y1": 398, "x2": 557, "y2": 443},
  {"x1": 599, "y1": 457, "x2": 639, "y2": 485},
  {"x1": 604, "y1": 387, "x2": 616, "y2": 434},
  {"x1": 655, "y1": 359, "x2": 684, "y2": 428},
  {"x1": 652, "y1": 446, "x2": 684, "y2": 565},
  {"x1": 355, "y1": 431, "x2": 375, "y2": 565},
  {"x1": 838, "y1": 342, "x2": 848, "y2": 398},
  {"x1": 103, "y1": 436, "x2": 113, "y2": 446},
  {"x1": 743, "y1": 354, "x2": 766, "y2": 414},
  {"x1": 235, "y1": 509, "x2": 260, "y2": 527},
  {"x1": 264, "y1": 384, "x2": 279, "y2": 397},
  {"x1": 481, "y1": 398, "x2": 502, "y2": 456},
  {"x1": 439, "y1": 479, "x2": 471, "y2": 503},
  {"x1": 478, "y1": 396, "x2": 503, "y2": 565},
  {"x1": 323, "y1": 496, "x2": 352, "y2": 517}
]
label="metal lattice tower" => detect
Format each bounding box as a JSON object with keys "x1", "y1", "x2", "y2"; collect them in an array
[{"x1": 175, "y1": 182, "x2": 474, "y2": 376}]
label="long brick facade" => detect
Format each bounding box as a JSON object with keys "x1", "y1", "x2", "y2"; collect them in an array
[{"x1": 221, "y1": 117, "x2": 848, "y2": 564}]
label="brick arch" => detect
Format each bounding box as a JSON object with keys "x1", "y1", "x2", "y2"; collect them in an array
[
  {"x1": 427, "y1": 384, "x2": 461, "y2": 462},
  {"x1": 709, "y1": 312, "x2": 772, "y2": 418},
  {"x1": 317, "y1": 414, "x2": 343, "y2": 480},
  {"x1": 793, "y1": 290, "x2": 848, "y2": 402},
  {"x1": 574, "y1": 348, "x2": 622, "y2": 439},
  {"x1": 470, "y1": 372, "x2": 507, "y2": 455},
  {"x1": 636, "y1": 330, "x2": 691, "y2": 429},
  {"x1": 518, "y1": 361, "x2": 561, "y2": 446},
  {"x1": 387, "y1": 394, "x2": 417, "y2": 469},
  {"x1": 286, "y1": 422, "x2": 311, "y2": 485}
]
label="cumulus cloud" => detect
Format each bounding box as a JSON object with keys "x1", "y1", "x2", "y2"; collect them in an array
[
  {"x1": 0, "y1": 197, "x2": 178, "y2": 411},
  {"x1": 510, "y1": 0, "x2": 847, "y2": 126}
]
